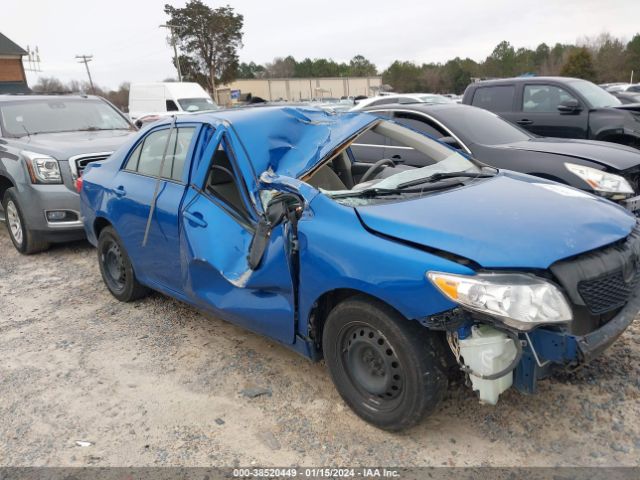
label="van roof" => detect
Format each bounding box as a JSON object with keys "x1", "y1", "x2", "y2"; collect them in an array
[{"x1": 130, "y1": 82, "x2": 210, "y2": 98}]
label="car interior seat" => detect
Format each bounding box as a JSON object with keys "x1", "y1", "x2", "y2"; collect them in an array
[
  {"x1": 206, "y1": 147, "x2": 246, "y2": 213},
  {"x1": 306, "y1": 164, "x2": 347, "y2": 191}
]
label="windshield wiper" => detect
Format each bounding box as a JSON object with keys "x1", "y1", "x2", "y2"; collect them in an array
[
  {"x1": 397, "y1": 170, "x2": 495, "y2": 189},
  {"x1": 330, "y1": 179, "x2": 464, "y2": 199},
  {"x1": 78, "y1": 126, "x2": 130, "y2": 131}
]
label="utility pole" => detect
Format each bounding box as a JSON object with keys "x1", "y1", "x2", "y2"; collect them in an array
[
  {"x1": 160, "y1": 24, "x2": 183, "y2": 82},
  {"x1": 75, "y1": 54, "x2": 95, "y2": 93}
]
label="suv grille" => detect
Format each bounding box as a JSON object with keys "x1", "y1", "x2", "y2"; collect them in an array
[
  {"x1": 578, "y1": 267, "x2": 640, "y2": 314},
  {"x1": 70, "y1": 153, "x2": 111, "y2": 178}
]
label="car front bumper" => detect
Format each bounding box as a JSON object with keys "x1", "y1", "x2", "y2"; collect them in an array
[
  {"x1": 513, "y1": 279, "x2": 640, "y2": 394},
  {"x1": 16, "y1": 183, "x2": 85, "y2": 241}
]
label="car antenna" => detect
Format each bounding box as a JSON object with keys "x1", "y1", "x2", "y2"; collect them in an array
[{"x1": 142, "y1": 115, "x2": 177, "y2": 247}]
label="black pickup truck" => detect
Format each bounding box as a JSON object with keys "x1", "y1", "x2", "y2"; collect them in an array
[{"x1": 462, "y1": 77, "x2": 640, "y2": 149}]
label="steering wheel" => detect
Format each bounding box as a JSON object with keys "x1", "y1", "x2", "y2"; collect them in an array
[{"x1": 359, "y1": 158, "x2": 396, "y2": 184}]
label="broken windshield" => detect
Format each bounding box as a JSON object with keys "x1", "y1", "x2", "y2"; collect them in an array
[{"x1": 306, "y1": 119, "x2": 486, "y2": 206}]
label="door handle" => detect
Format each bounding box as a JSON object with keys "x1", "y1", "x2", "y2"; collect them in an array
[
  {"x1": 114, "y1": 186, "x2": 126, "y2": 197},
  {"x1": 516, "y1": 119, "x2": 533, "y2": 125},
  {"x1": 184, "y1": 211, "x2": 208, "y2": 228}
]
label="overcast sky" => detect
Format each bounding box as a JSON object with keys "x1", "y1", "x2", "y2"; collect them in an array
[{"x1": 4, "y1": 0, "x2": 640, "y2": 90}]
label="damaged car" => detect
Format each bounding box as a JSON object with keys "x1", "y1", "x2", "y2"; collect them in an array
[{"x1": 80, "y1": 107, "x2": 640, "y2": 431}]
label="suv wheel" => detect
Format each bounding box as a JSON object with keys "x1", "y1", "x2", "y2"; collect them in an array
[
  {"x1": 2, "y1": 188, "x2": 50, "y2": 254},
  {"x1": 322, "y1": 295, "x2": 449, "y2": 431},
  {"x1": 97, "y1": 226, "x2": 149, "y2": 302}
]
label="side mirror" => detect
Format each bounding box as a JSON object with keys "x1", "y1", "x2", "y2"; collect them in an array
[
  {"x1": 247, "y1": 193, "x2": 303, "y2": 270},
  {"x1": 557, "y1": 99, "x2": 581, "y2": 113},
  {"x1": 440, "y1": 136, "x2": 462, "y2": 149}
]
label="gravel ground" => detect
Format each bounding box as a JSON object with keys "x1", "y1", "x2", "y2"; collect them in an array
[{"x1": 0, "y1": 226, "x2": 639, "y2": 467}]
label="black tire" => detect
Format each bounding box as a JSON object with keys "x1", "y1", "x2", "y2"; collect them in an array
[
  {"x1": 2, "y1": 187, "x2": 49, "y2": 254},
  {"x1": 97, "y1": 226, "x2": 149, "y2": 302},
  {"x1": 323, "y1": 295, "x2": 449, "y2": 431}
]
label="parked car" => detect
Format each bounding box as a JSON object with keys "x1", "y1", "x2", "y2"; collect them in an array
[
  {"x1": 600, "y1": 82, "x2": 640, "y2": 94},
  {"x1": 462, "y1": 77, "x2": 640, "y2": 148},
  {"x1": 360, "y1": 102, "x2": 640, "y2": 212},
  {"x1": 128, "y1": 82, "x2": 219, "y2": 124},
  {"x1": 80, "y1": 106, "x2": 640, "y2": 431},
  {"x1": 0, "y1": 94, "x2": 137, "y2": 253},
  {"x1": 599, "y1": 82, "x2": 632, "y2": 93},
  {"x1": 613, "y1": 91, "x2": 640, "y2": 105},
  {"x1": 352, "y1": 93, "x2": 453, "y2": 110}
]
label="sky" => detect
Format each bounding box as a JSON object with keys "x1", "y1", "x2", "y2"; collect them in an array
[{"x1": 3, "y1": 0, "x2": 640, "y2": 90}]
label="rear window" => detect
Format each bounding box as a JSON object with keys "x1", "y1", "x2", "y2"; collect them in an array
[{"x1": 471, "y1": 86, "x2": 515, "y2": 112}]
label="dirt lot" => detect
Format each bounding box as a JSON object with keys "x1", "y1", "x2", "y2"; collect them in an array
[{"x1": 0, "y1": 226, "x2": 639, "y2": 467}]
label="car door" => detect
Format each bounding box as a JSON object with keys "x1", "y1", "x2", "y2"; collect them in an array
[
  {"x1": 180, "y1": 127, "x2": 296, "y2": 344},
  {"x1": 517, "y1": 84, "x2": 589, "y2": 138},
  {"x1": 111, "y1": 124, "x2": 198, "y2": 293}
]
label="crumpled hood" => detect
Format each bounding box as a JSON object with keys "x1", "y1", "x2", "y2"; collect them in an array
[
  {"x1": 13, "y1": 130, "x2": 136, "y2": 160},
  {"x1": 205, "y1": 106, "x2": 377, "y2": 178},
  {"x1": 356, "y1": 172, "x2": 636, "y2": 269},
  {"x1": 500, "y1": 138, "x2": 640, "y2": 170}
]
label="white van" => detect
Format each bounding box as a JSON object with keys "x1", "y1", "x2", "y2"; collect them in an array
[{"x1": 128, "y1": 82, "x2": 218, "y2": 122}]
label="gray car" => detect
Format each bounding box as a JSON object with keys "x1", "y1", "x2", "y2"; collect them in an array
[{"x1": 0, "y1": 94, "x2": 136, "y2": 253}]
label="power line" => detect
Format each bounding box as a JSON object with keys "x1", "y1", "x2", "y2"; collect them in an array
[
  {"x1": 75, "y1": 54, "x2": 95, "y2": 93},
  {"x1": 160, "y1": 24, "x2": 183, "y2": 82}
]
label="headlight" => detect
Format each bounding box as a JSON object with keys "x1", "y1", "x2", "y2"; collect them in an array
[
  {"x1": 22, "y1": 151, "x2": 62, "y2": 184},
  {"x1": 565, "y1": 163, "x2": 633, "y2": 195},
  {"x1": 427, "y1": 272, "x2": 572, "y2": 330}
]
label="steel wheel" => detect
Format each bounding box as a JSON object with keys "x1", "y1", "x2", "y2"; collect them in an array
[
  {"x1": 97, "y1": 226, "x2": 149, "y2": 302},
  {"x1": 6, "y1": 200, "x2": 23, "y2": 246},
  {"x1": 323, "y1": 295, "x2": 449, "y2": 431},
  {"x1": 341, "y1": 323, "x2": 404, "y2": 411},
  {"x1": 100, "y1": 238, "x2": 127, "y2": 293}
]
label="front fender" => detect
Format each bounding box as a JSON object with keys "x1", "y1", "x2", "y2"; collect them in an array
[{"x1": 296, "y1": 193, "x2": 475, "y2": 338}]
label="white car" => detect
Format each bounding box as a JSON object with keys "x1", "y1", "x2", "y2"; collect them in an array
[{"x1": 351, "y1": 93, "x2": 453, "y2": 110}]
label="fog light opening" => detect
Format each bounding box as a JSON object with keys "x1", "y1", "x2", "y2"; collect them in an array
[{"x1": 46, "y1": 210, "x2": 78, "y2": 222}]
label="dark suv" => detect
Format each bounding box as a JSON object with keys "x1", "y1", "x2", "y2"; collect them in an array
[
  {"x1": 0, "y1": 95, "x2": 136, "y2": 253},
  {"x1": 462, "y1": 77, "x2": 640, "y2": 148}
]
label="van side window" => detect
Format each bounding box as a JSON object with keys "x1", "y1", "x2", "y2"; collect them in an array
[
  {"x1": 471, "y1": 86, "x2": 515, "y2": 112},
  {"x1": 124, "y1": 127, "x2": 196, "y2": 181},
  {"x1": 204, "y1": 138, "x2": 251, "y2": 221},
  {"x1": 166, "y1": 100, "x2": 179, "y2": 112}
]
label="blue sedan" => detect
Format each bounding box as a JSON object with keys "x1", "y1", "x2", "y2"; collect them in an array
[{"x1": 81, "y1": 106, "x2": 640, "y2": 430}]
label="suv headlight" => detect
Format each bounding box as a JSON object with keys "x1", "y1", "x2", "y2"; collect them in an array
[
  {"x1": 565, "y1": 163, "x2": 633, "y2": 195},
  {"x1": 427, "y1": 272, "x2": 572, "y2": 331},
  {"x1": 22, "y1": 151, "x2": 62, "y2": 184}
]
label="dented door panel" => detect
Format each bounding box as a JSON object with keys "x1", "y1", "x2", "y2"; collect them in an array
[{"x1": 180, "y1": 127, "x2": 297, "y2": 343}]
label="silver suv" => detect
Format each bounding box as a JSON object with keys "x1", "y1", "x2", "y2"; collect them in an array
[{"x1": 0, "y1": 94, "x2": 136, "y2": 253}]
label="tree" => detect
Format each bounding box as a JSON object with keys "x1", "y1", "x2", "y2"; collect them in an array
[
  {"x1": 32, "y1": 77, "x2": 70, "y2": 93},
  {"x1": 349, "y1": 55, "x2": 377, "y2": 76},
  {"x1": 483, "y1": 41, "x2": 517, "y2": 77},
  {"x1": 627, "y1": 34, "x2": 640, "y2": 80},
  {"x1": 560, "y1": 47, "x2": 597, "y2": 81},
  {"x1": 237, "y1": 61, "x2": 265, "y2": 79},
  {"x1": 382, "y1": 61, "x2": 423, "y2": 92},
  {"x1": 164, "y1": 1, "x2": 244, "y2": 92},
  {"x1": 265, "y1": 56, "x2": 296, "y2": 78}
]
